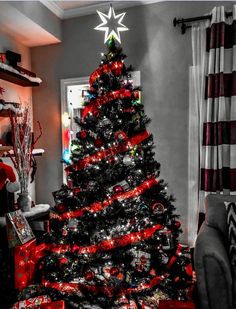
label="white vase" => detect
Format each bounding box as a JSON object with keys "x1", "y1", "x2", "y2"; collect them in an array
[{"x1": 17, "y1": 191, "x2": 31, "y2": 212}]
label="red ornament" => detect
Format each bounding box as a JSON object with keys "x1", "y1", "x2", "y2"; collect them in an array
[
  {"x1": 129, "y1": 218, "x2": 136, "y2": 225},
  {"x1": 57, "y1": 203, "x2": 66, "y2": 213},
  {"x1": 133, "y1": 91, "x2": 140, "y2": 100},
  {"x1": 115, "y1": 131, "x2": 128, "y2": 141},
  {"x1": 108, "y1": 156, "x2": 116, "y2": 164},
  {"x1": 110, "y1": 267, "x2": 120, "y2": 276},
  {"x1": 151, "y1": 202, "x2": 165, "y2": 215},
  {"x1": 174, "y1": 276, "x2": 180, "y2": 282},
  {"x1": 79, "y1": 130, "x2": 88, "y2": 139},
  {"x1": 173, "y1": 220, "x2": 181, "y2": 229},
  {"x1": 94, "y1": 138, "x2": 103, "y2": 147},
  {"x1": 113, "y1": 185, "x2": 124, "y2": 194},
  {"x1": 85, "y1": 270, "x2": 95, "y2": 281},
  {"x1": 73, "y1": 187, "x2": 81, "y2": 194},
  {"x1": 62, "y1": 229, "x2": 68, "y2": 236},
  {"x1": 59, "y1": 257, "x2": 68, "y2": 265}
]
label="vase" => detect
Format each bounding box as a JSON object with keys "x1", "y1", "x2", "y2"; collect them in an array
[{"x1": 17, "y1": 192, "x2": 31, "y2": 212}]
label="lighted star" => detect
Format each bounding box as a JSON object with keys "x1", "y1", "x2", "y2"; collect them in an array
[{"x1": 94, "y1": 6, "x2": 129, "y2": 44}]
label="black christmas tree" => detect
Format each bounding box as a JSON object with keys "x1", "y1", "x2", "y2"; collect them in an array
[{"x1": 16, "y1": 8, "x2": 193, "y2": 309}]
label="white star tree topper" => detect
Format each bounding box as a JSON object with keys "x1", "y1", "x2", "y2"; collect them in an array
[{"x1": 94, "y1": 6, "x2": 129, "y2": 44}]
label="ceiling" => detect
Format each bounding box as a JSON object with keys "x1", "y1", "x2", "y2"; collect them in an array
[
  {"x1": 40, "y1": 0, "x2": 158, "y2": 19},
  {"x1": 54, "y1": 1, "x2": 106, "y2": 10}
]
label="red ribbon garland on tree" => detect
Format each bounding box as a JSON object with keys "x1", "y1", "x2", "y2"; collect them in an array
[
  {"x1": 44, "y1": 222, "x2": 163, "y2": 255},
  {"x1": 42, "y1": 274, "x2": 167, "y2": 297},
  {"x1": 82, "y1": 88, "x2": 139, "y2": 121},
  {"x1": 65, "y1": 130, "x2": 149, "y2": 173},
  {"x1": 89, "y1": 61, "x2": 123, "y2": 89},
  {"x1": 54, "y1": 178, "x2": 158, "y2": 221}
]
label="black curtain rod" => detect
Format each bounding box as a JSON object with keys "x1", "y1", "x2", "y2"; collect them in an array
[{"x1": 173, "y1": 11, "x2": 233, "y2": 34}]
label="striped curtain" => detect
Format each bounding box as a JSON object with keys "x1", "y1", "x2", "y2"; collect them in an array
[{"x1": 201, "y1": 6, "x2": 236, "y2": 195}]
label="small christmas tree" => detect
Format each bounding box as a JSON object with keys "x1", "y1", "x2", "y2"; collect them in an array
[{"x1": 16, "y1": 7, "x2": 193, "y2": 308}]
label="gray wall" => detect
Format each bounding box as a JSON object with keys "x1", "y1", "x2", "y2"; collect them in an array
[
  {"x1": 10, "y1": 1, "x2": 62, "y2": 41},
  {"x1": 31, "y1": 1, "x2": 233, "y2": 243}
]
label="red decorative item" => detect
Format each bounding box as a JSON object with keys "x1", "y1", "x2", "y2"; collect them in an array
[
  {"x1": 14, "y1": 239, "x2": 36, "y2": 290},
  {"x1": 40, "y1": 300, "x2": 65, "y2": 309},
  {"x1": 44, "y1": 222, "x2": 163, "y2": 255},
  {"x1": 72, "y1": 187, "x2": 81, "y2": 194},
  {"x1": 56, "y1": 203, "x2": 66, "y2": 213},
  {"x1": 89, "y1": 61, "x2": 123, "y2": 88},
  {"x1": 0, "y1": 161, "x2": 19, "y2": 192},
  {"x1": 173, "y1": 220, "x2": 181, "y2": 229},
  {"x1": 158, "y1": 300, "x2": 196, "y2": 309},
  {"x1": 63, "y1": 129, "x2": 70, "y2": 149},
  {"x1": 113, "y1": 185, "x2": 124, "y2": 194},
  {"x1": 78, "y1": 130, "x2": 88, "y2": 139},
  {"x1": 85, "y1": 270, "x2": 95, "y2": 281},
  {"x1": 115, "y1": 131, "x2": 128, "y2": 141},
  {"x1": 65, "y1": 130, "x2": 149, "y2": 173},
  {"x1": 94, "y1": 138, "x2": 103, "y2": 147},
  {"x1": 185, "y1": 263, "x2": 193, "y2": 277},
  {"x1": 59, "y1": 257, "x2": 68, "y2": 264},
  {"x1": 110, "y1": 267, "x2": 120, "y2": 276},
  {"x1": 56, "y1": 178, "x2": 158, "y2": 221},
  {"x1": 133, "y1": 91, "x2": 140, "y2": 100},
  {"x1": 0, "y1": 53, "x2": 7, "y2": 64},
  {"x1": 82, "y1": 88, "x2": 139, "y2": 121},
  {"x1": 11, "y1": 295, "x2": 51, "y2": 309},
  {"x1": 151, "y1": 202, "x2": 165, "y2": 215},
  {"x1": 15, "y1": 240, "x2": 47, "y2": 290}
]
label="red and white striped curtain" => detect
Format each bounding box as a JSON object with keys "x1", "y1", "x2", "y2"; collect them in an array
[
  {"x1": 201, "y1": 6, "x2": 236, "y2": 195},
  {"x1": 188, "y1": 5, "x2": 236, "y2": 246}
]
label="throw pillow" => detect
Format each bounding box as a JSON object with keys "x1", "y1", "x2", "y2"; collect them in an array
[{"x1": 224, "y1": 202, "x2": 236, "y2": 266}]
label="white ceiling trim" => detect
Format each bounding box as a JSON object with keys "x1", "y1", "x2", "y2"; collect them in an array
[
  {"x1": 39, "y1": 0, "x2": 64, "y2": 19},
  {"x1": 40, "y1": 0, "x2": 162, "y2": 19}
]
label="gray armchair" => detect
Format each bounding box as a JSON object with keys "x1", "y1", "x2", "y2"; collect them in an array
[{"x1": 194, "y1": 194, "x2": 236, "y2": 309}]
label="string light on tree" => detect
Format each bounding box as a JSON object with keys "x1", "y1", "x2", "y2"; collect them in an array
[{"x1": 94, "y1": 5, "x2": 129, "y2": 44}]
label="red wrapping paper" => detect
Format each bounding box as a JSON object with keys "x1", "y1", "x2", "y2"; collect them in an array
[
  {"x1": 158, "y1": 300, "x2": 196, "y2": 309},
  {"x1": 11, "y1": 295, "x2": 51, "y2": 309},
  {"x1": 14, "y1": 239, "x2": 36, "y2": 290},
  {"x1": 15, "y1": 240, "x2": 47, "y2": 290},
  {"x1": 40, "y1": 300, "x2": 65, "y2": 309}
]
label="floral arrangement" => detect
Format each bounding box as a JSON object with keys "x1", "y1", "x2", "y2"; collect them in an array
[{"x1": 9, "y1": 107, "x2": 42, "y2": 193}]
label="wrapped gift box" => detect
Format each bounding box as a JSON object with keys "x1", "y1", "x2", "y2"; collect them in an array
[
  {"x1": 15, "y1": 239, "x2": 47, "y2": 290},
  {"x1": 158, "y1": 300, "x2": 196, "y2": 309},
  {"x1": 11, "y1": 295, "x2": 51, "y2": 309},
  {"x1": 40, "y1": 300, "x2": 65, "y2": 309}
]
